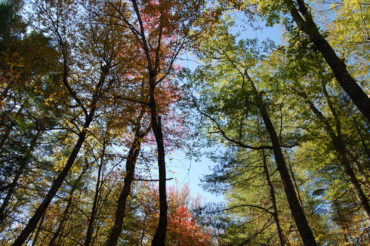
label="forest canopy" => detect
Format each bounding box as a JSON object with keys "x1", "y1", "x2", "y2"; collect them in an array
[{"x1": 0, "y1": 0, "x2": 369, "y2": 245}]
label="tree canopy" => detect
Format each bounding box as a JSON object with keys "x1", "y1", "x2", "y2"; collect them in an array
[{"x1": 0, "y1": 0, "x2": 369, "y2": 245}]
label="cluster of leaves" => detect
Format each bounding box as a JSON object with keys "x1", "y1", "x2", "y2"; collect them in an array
[
  {"x1": 0, "y1": 0, "x2": 210, "y2": 245},
  {"x1": 0, "y1": 0, "x2": 369, "y2": 245},
  {"x1": 184, "y1": 1, "x2": 369, "y2": 245}
]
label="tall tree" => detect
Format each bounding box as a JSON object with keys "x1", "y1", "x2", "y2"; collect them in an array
[
  {"x1": 284, "y1": 0, "x2": 370, "y2": 122},
  {"x1": 106, "y1": 0, "x2": 205, "y2": 244},
  {"x1": 189, "y1": 23, "x2": 318, "y2": 245},
  {"x1": 12, "y1": 0, "x2": 123, "y2": 243}
]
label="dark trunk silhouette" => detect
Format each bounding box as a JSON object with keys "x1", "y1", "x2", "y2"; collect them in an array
[
  {"x1": 287, "y1": 157, "x2": 303, "y2": 207},
  {"x1": 106, "y1": 122, "x2": 148, "y2": 246},
  {"x1": 261, "y1": 150, "x2": 286, "y2": 246},
  {"x1": 0, "y1": 130, "x2": 41, "y2": 225},
  {"x1": 31, "y1": 211, "x2": 46, "y2": 246},
  {"x1": 298, "y1": 87, "x2": 370, "y2": 218},
  {"x1": 246, "y1": 73, "x2": 317, "y2": 246},
  {"x1": 149, "y1": 81, "x2": 168, "y2": 246},
  {"x1": 332, "y1": 199, "x2": 352, "y2": 243},
  {"x1": 12, "y1": 64, "x2": 109, "y2": 245},
  {"x1": 49, "y1": 166, "x2": 88, "y2": 246},
  {"x1": 13, "y1": 124, "x2": 90, "y2": 246},
  {"x1": 85, "y1": 140, "x2": 107, "y2": 246},
  {"x1": 285, "y1": 0, "x2": 370, "y2": 122}
]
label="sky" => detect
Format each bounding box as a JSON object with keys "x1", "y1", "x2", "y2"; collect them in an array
[{"x1": 167, "y1": 15, "x2": 282, "y2": 205}]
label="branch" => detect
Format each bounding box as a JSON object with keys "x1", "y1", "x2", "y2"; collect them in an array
[
  {"x1": 238, "y1": 216, "x2": 273, "y2": 246},
  {"x1": 112, "y1": 94, "x2": 150, "y2": 106},
  {"x1": 212, "y1": 204, "x2": 274, "y2": 215},
  {"x1": 155, "y1": 40, "x2": 186, "y2": 86},
  {"x1": 197, "y1": 107, "x2": 274, "y2": 150},
  {"x1": 133, "y1": 178, "x2": 173, "y2": 182},
  {"x1": 40, "y1": 2, "x2": 88, "y2": 117},
  {"x1": 131, "y1": 0, "x2": 153, "y2": 71}
]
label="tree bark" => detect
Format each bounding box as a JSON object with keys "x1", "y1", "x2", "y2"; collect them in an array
[
  {"x1": 285, "y1": 0, "x2": 370, "y2": 122},
  {"x1": 299, "y1": 88, "x2": 370, "y2": 219},
  {"x1": 12, "y1": 126, "x2": 89, "y2": 246},
  {"x1": 247, "y1": 74, "x2": 317, "y2": 246},
  {"x1": 332, "y1": 199, "x2": 352, "y2": 243},
  {"x1": 31, "y1": 211, "x2": 46, "y2": 246},
  {"x1": 0, "y1": 130, "x2": 41, "y2": 225},
  {"x1": 106, "y1": 126, "x2": 145, "y2": 246},
  {"x1": 333, "y1": 138, "x2": 370, "y2": 218},
  {"x1": 49, "y1": 166, "x2": 88, "y2": 246},
  {"x1": 287, "y1": 157, "x2": 303, "y2": 207},
  {"x1": 261, "y1": 150, "x2": 286, "y2": 246},
  {"x1": 150, "y1": 80, "x2": 168, "y2": 246},
  {"x1": 85, "y1": 141, "x2": 107, "y2": 246},
  {"x1": 12, "y1": 61, "x2": 109, "y2": 245}
]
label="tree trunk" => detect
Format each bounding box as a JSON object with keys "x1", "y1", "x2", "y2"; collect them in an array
[
  {"x1": 48, "y1": 189, "x2": 73, "y2": 246},
  {"x1": 260, "y1": 111, "x2": 317, "y2": 245},
  {"x1": 261, "y1": 150, "x2": 286, "y2": 246},
  {"x1": 287, "y1": 157, "x2": 303, "y2": 207},
  {"x1": 31, "y1": 211, "x2": 46, "y2": 246},
  {"x1": 285, "y1": 0, "x2": 370, "y2": 122},
  {"x1": 85, "y1": 141, "x2": 106, "y2": 246},
  {"x1": 0, "y1": 103, "x2": 25, "y2": 153},
  {"x1": 300, "y1": 87, "x2": 370, "y2": 219},
  {"x1": 12, "y1": 60, "x2": 109, "y2": 245},
  {"x1": 0, "y1": 130, "x2": 41, "y2": 225},
  {"x1": 247, "y1": 74, "x2": 317, "y2": 246},
  {"x1": 12, "y1": 116, "x2": 92, "y2": 246},
  {"x1": 106, "y1": 127, "x2": 144, "y2": 246},
  {"x1": 49, "y1": 166, "x2": 87, "y2": 246},
  {"x1": 332, "y1": 199, "x2": 352, "y2": 243},
  {"x1": 333, "y1": 138, "x2": 370, "y2": 218},
  {"x1": 351, "y1": 114, "x2": 370, "y2": 160},
  {"x1": 149, "y1": 81, "x2": 168, "y2": 246}
]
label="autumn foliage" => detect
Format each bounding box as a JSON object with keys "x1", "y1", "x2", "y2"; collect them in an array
[{"x1": 0, "y1": 0, "x2": 369, "y2": 245}]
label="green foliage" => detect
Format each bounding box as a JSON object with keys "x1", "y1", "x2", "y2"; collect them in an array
[{"x1": 0, "y1": 0, "x2": 369, "y2": 245}]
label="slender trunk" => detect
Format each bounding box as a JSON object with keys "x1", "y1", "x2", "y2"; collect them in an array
[
  {"x1": 334, "y1": 138, "x2": 370, "y2": 218},
  {"x1": 0, "y1": 83, "x2": 12, "y2": 105},
  {"x1": 352, "y1": 160, "x2": 370, "y2": 188},
  {"x1": 12, "y1": 116, "x2": 92, "y2": 246},
  {"x1": 301, "y1": 87, "x2": 370, "y2": 219},
  {"x1": 84, "y1": 179, "x2": 99, "y2": 246},
  {"x1": 332, "y1": 199, "x2": 352, "y2": 243},
  {"x1": 12, "y1": 60, "x2": 109, "y2": 245},
  {"x1": 247, "y1": 75, "x2": 317, "y2": 245},
  {"x1": 287, "y1": 157, "x2": 303, "y2": 207},
  {"x1": 150, "y1": 80, "x2": 168, "y2": 246},
  {"x1": 285, "y1": 0, "x2": 370, "y2": 122},
  {"x1": 85, "y1": 142, "x2": 106, "y2": 246},
  {"x1": 48, "y1": 188, "x2": 74, "y2": 246},
  {"x1": 0, "y1": 104, "x2": 25, "y2": 152},
  {"x1": 0, "y1": 130, "x2": 41, "y2": 225},
  {"x1": 31, "y1": 211, "x2": 46, "y2": 246},
  {"x1": 106, "y1": 128, "x2": 144, "y2": 246},
  {"x1": 128, "y1": 1, "x2": 168, "y2": 243},
  {"x1": 261, "y1": 150, "x2": 285, "y2": 246},
  {"x1": 260, "y1": 111, "x2": 317, "y2": 245},
  {"x1": 351, "y1": 114, "x2": 370, "y2": 160},
  {"x1": 49, "y1": 167, "x2": 87, "y2": 246}
]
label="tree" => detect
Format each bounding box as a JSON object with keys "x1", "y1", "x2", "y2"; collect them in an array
[
  {"x1": 12, "y1": 0, "x2": 124, "y2": 243},
  {"x1": 229, "y1": 0, "x2": 370, "y2": 121},
  {"x1": 105, "y1": 1, "x2": 205, "y2": 244},
  {"x1": 188, "y1": 21, "x2": 317, "y2": 245}
]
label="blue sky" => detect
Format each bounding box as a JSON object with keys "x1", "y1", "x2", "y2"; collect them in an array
[{"x1": 167, "y1": 16, "x2": 282, "y2": 204}]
